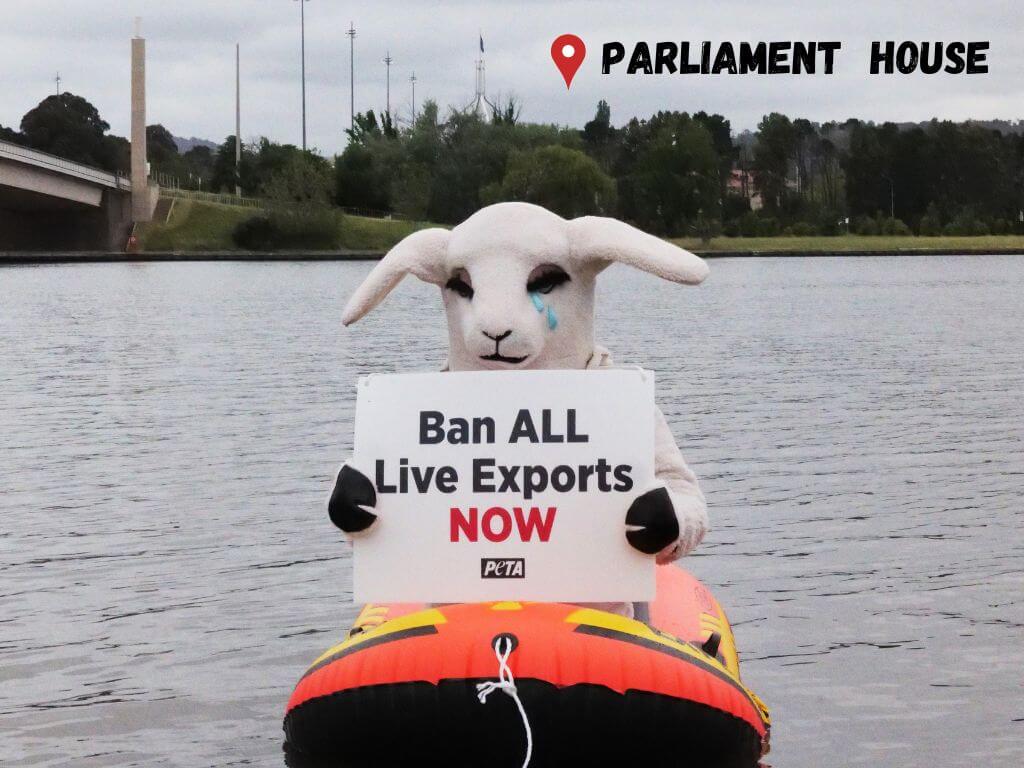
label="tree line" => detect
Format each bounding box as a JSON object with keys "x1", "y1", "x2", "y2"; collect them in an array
[
  {"x1": 1, "y1": 93, "x2": 334, "y2": 207},
  {"x1": 5, "y1": 92, "x2": 1024, "y2": 237},
  {"x1": 334, "y1": 101, "x2": 1024, "y2": 237}
]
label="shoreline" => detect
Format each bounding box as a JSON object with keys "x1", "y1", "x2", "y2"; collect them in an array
[{"x1": 4, "y1": 247, "x2": 1024, "y2": 264}]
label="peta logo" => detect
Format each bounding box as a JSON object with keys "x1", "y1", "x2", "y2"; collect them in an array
[{"x1": 481, "y1": 558, "x2": 526, "y2": 579}]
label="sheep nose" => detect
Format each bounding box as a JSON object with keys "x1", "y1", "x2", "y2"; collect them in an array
[{"x1": 482, "y1": 329, "x2": 512, "y2": 342}]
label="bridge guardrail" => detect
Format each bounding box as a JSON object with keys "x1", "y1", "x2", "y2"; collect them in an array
[
  {"x1": 159, "y1": 188, "x2": 265, "y2": 208},
  {"x1": 0, "y1": 138, "x2": 128, "y2": 190},
  {"x1": 337, "y1": 206, "x2": 414, "y2": 221},
  {"x1": 157, "y1": 190, "x2": 416, "y2": 223}
]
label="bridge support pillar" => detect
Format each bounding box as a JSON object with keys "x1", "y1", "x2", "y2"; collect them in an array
[{"x1": 131, "y1": 25, "x2": 151, "y2": 223}]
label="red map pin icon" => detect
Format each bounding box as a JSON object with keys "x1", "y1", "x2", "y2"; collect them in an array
[{"x1": 551, "y1": 34, "x2": 586, "y2": 89}]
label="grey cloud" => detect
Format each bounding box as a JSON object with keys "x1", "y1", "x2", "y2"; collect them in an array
[{"x1": 1, "y1": 0, "x2": 1021, "y2": 156}]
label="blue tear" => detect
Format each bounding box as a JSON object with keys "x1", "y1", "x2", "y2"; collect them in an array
[{"x1": 530, "y1": 291, "x2": 558, "y2": 330}]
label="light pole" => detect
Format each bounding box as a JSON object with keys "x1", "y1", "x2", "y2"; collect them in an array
[
  {"x1": 235, "y1": 43, "x2": 241, "y2": 197},
  {"x1": 882, "y1": 174, "x2": 895, "y2": 218},
  {"x1": 294, "y1": 0, "x2": 309, "y2": 151},
  {"x1": 346, "y1": 22, "x2": 356, "y2": 134},
  {"x1": 383, "y1": 51, "x2": 393, "y2": 119},
  {"x1": 410, "y1": 71, "x2": 417, "y2": 123}
]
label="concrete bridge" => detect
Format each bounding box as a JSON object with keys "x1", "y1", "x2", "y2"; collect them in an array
[
  {"x1": 1, "y1": 27, "x2": 156, "y2": 252},
  {"x1": 0, "y1": 139, "x2": 153, "y2": 251}
]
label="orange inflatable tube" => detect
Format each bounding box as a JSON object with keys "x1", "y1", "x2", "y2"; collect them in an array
[{"x1": 284, "y1": 566, "x2": 770, "y2": 768}]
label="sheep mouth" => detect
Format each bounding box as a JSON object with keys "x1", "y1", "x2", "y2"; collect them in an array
[{"x1": 479, "y1": 353, "x2": 529, "y2": 364}]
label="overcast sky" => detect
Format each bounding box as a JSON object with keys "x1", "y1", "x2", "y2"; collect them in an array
[{"x1": 2, "y1": 1, "x2": 1021, "y2": 155}]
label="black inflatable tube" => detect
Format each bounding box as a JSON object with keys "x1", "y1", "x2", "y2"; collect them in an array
[{"x1": 284, "y1": 679, "x2": 762, "y2": 768}]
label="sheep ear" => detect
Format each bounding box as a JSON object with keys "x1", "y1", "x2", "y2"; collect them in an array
[
  {"x1": 342, "y1": 228, "x2": 451, "y2": 325},
  {"x1": 568, "y1": 216, "x2": 709, "y2": 285}
]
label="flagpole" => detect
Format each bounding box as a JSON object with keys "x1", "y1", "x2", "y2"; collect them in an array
[{"x1": 478, "y1": 32, "x2": 485, "y2": 105}]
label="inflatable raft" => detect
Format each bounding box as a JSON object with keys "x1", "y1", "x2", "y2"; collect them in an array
[{"x1": 284, "y1": 566, "x2": 770, "y2": 767}]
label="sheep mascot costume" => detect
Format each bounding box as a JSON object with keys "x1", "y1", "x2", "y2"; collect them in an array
[{"x1": 330, "y1": 202, "x2": 709, "y2": 617}]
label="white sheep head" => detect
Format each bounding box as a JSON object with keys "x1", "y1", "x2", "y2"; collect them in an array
[{"x1": 342, "y1": 202, "x2": 708, "y2": 370}]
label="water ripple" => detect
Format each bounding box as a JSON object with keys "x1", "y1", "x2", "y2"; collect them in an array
[{"x1": 1, "y1": 257, "x2": 1021, "y2": 767}]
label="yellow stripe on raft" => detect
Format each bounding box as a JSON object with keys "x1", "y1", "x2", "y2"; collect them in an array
[
  {"x1": 564, "y1": 608, "x2": 733, "y2": 675},
  {"x1": 490, "y1": 601, "x2": 524, "y2": 611},
  {"x1": 565, "y1": 606, "x2": 766, "y2": 723},
  {"x1": 713, "y1": 603, "x2": 741, "y2": 680},
  {"x1": 307, "y1": 608, "x2": 448, "y2": 671}
]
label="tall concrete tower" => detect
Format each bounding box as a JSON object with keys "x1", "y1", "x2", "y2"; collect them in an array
[{"x1": 131, "y1": 18, "x2": 151, "y2": 222}]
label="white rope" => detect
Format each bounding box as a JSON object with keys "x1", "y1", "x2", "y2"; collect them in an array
[{"x1": 476, "y1": 637, "x2": 533, "y2": 768}]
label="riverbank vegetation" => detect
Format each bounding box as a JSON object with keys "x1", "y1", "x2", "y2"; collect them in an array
[
  {"x1": 674, "y1": 234, "x2": 1024, "y2": 254},
  {"x1": 140, "y1": 200, "x2": 428, "y2": 252},
  {"x1": 140, "y1": 200, "x2": 1024, "y2": 255},
  {"x1": 140, "y1": 200, "x2": 252, "y2": 251},
  {"x1": 331, "y1": 103, "x2": 1024, "y2": 239},
  {"x1": 5, "y1": 91, "x2": 1024, "y2": 245}
]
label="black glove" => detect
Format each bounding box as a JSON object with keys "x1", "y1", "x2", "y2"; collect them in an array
[
  {"x1": 328, "y1": 463, "x2": 378, "y2": 534},
  {"x1": 625, "y1": 485, "x2": 679, "y2": 555}
]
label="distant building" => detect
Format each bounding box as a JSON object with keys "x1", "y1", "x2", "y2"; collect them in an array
[{"x1": 727, "y1": 167, "x2": 762, "y2": 211}]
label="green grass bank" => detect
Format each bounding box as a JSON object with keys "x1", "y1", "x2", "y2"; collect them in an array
[
  {"x1": 140, "y1": 199, "x2": 433, "y2": 253},
  {"x1": 674, "y1": 234, "x2": 1024, "y2": 254},
  {"x1": 139, "y1": 199, "x2": 1024, "y2": 257}
]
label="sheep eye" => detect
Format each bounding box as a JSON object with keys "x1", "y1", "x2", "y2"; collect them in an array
[
  {"x1": 445, "y1": 272, "x2": 474, "y2": 300},
  {"x1": 527, "y1": 268, "x2": 570, "y2": 295}
]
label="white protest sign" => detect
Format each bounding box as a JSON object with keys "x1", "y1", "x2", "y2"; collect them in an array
[{"x1": 351, "y1": 369, "x2": 656, "y2": 603}]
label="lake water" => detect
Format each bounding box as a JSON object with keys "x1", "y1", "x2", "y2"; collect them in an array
[{"x1": 1, "y1": 256, "x2": 1022, "y2": 767}]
